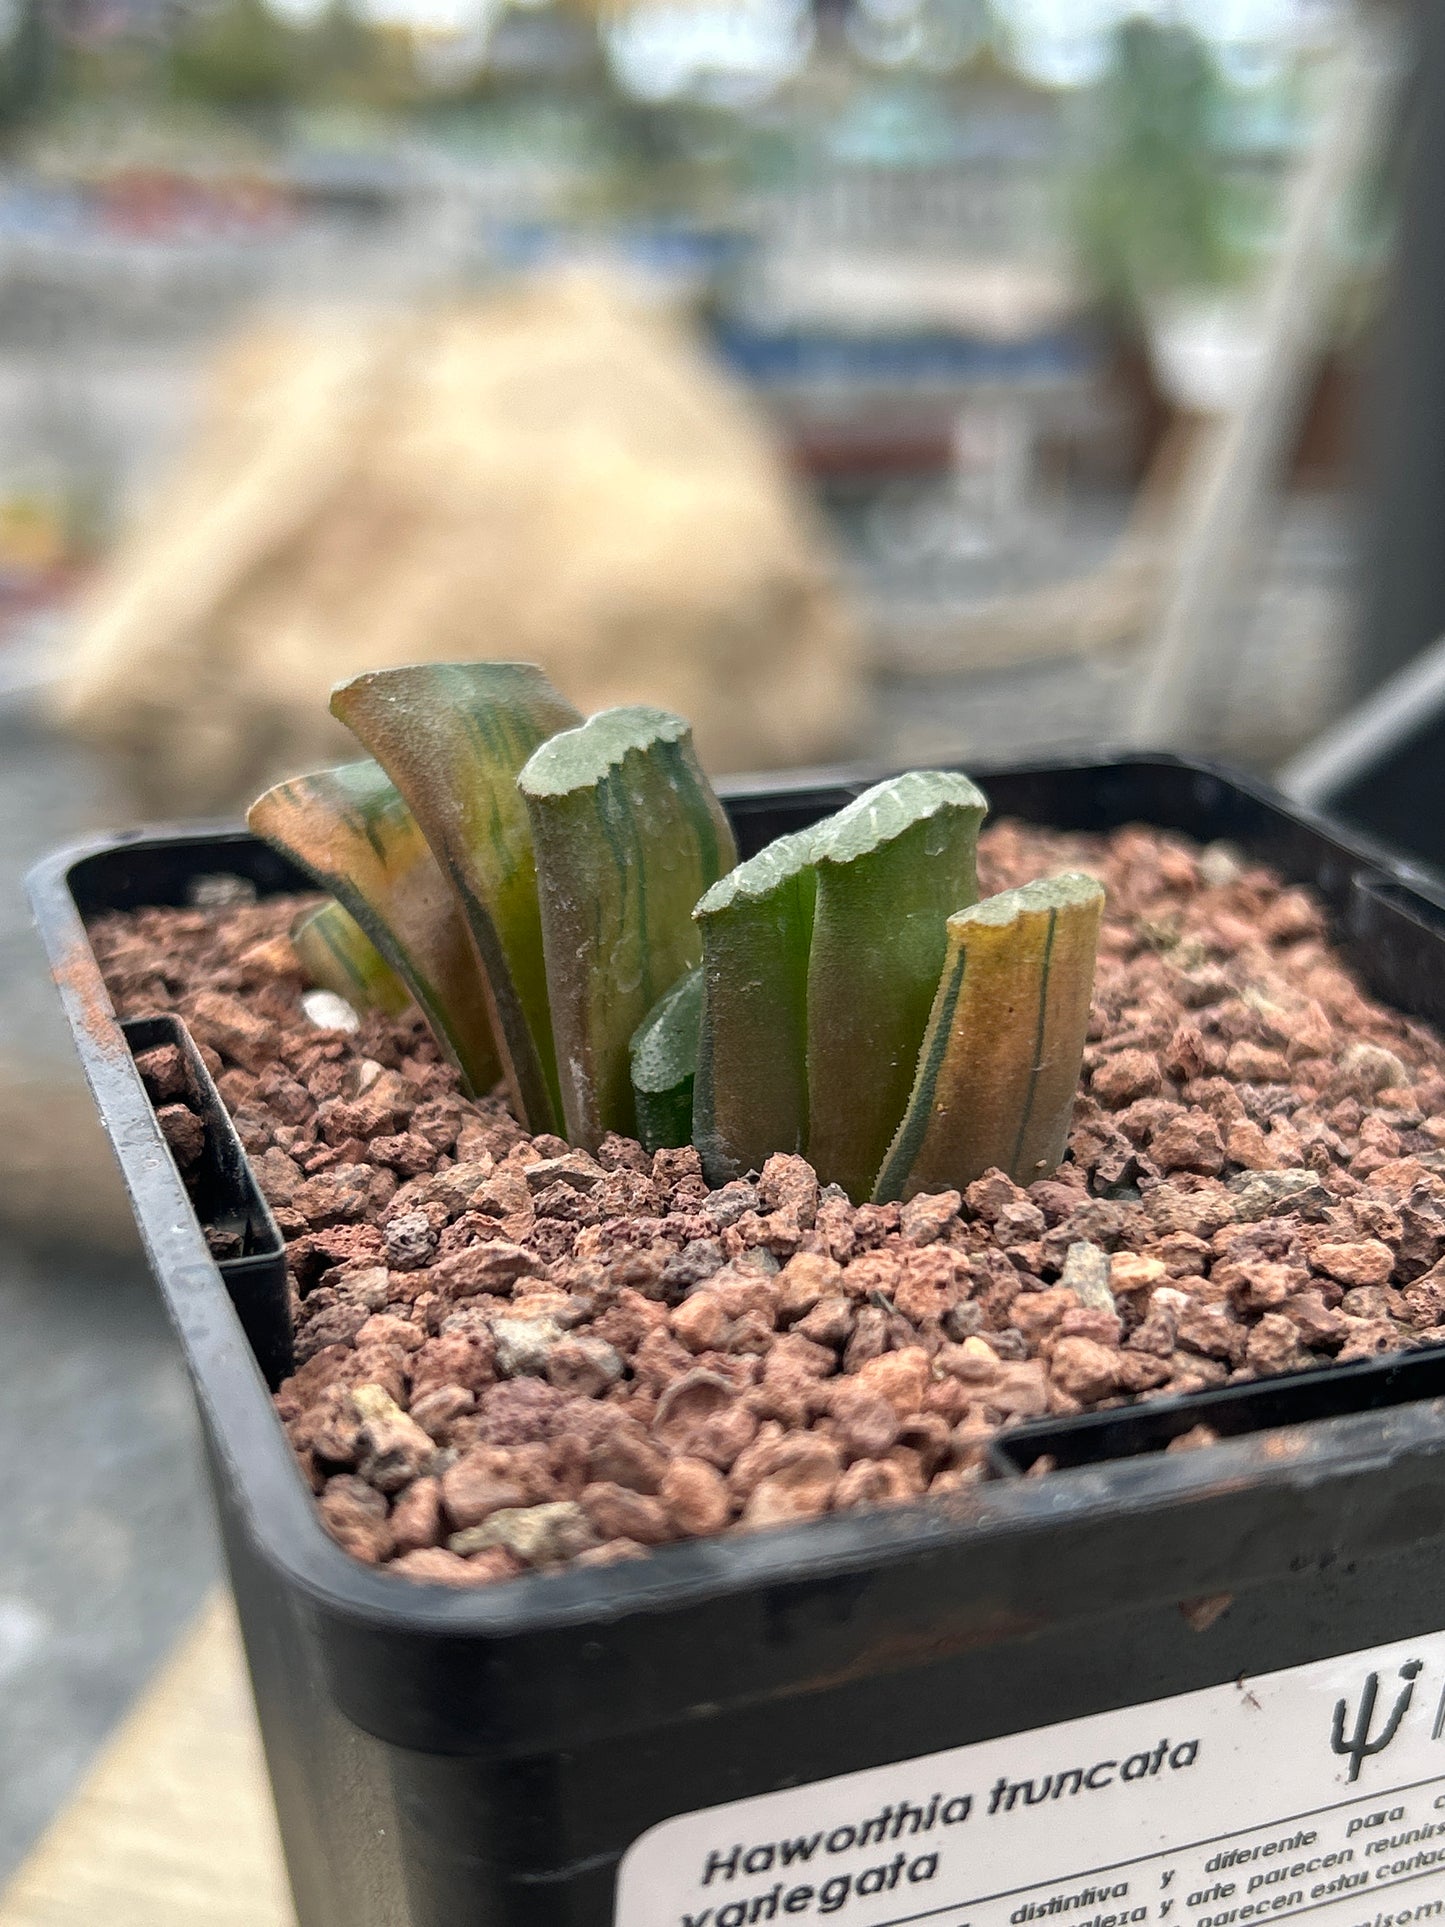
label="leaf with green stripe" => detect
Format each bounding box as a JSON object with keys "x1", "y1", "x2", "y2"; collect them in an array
[
  {"x1": 874, "y1": 871, "x2": 1104, "y2": 1202},
  {"x1": 805, "y1": 770, "x2": 988, "y2": 1202},
  {"x1": 630, "y1": 964, "x2": 703, "y2": 1154},
  {"x1": 291, "y1": 899, "x2": 410, "y2": 1017},
  {"x1": 330, "y1": 661, "x2": 581, "y2": 1133},
  {"x1": 248, "y1": 762, "x2": 503, "y2": 1097},
  {"x1": 693, "y1": 825, "x2": 819, "y2": 1185},
  {"x1": 518, "y1": 706, "x2": 736, "y2": 1150}
]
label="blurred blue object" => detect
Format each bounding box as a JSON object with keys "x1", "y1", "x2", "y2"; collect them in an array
[{"x1": 710, "y1": 319, "x2": 1093, "y2": 386}]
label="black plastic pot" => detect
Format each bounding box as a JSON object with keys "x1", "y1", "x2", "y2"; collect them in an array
[{"x1": 29, "y1": 752, "x2": 1445, "y2": 1927}]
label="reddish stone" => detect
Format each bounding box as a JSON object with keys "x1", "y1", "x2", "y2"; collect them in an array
[
  {"x1": 660, "y1": 1457, "x2": 731, "y2": 1536},
  {"x1": 1091, "y1": 1050, "x2": 1164, "y2": 1109}
]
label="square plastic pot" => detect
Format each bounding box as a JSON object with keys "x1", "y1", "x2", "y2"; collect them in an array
[{"x1": 28, "y1": 751, "x2": 1445, "y2": 1927}]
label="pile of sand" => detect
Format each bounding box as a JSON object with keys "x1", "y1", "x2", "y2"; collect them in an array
[{"x1": 57, "y1": 272, "x2": 863, "y2": 813}]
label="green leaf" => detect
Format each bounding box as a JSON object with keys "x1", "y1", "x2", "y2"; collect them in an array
[
  {"x1": 692, "y1": 825, "x2": 819, "y2": 1185},
  {"x1": 247, "y1": 761, "x2": 502, "y2": 1097},
  {"x1": 630, "y1": 964, "x2": 703, "y2": 1154},
  {"x1": 805, "y1": 770, "x2": 988, "y2": 1202},
  {"x1": 291, "y1": 899, "x2": 410, "y2": 1017},
  {"x1": 874, "y1": 872, "x2": 1104, "y2": 1203},
  {"x1": 330, "y1": 661, "x2": 582, "y2": 1133},
  {"x1": 518, "y1": 706, "x2": 737, "y2": 1150}
]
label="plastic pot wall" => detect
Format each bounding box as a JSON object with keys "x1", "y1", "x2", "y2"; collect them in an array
[{"x1": 29, "y1": 752, "x2": 1445, "y2": 1927}]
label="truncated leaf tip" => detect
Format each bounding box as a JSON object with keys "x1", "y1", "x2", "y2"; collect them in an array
[
  {"x1": 874, "y1": 870, "x2": 1104, "y2": 1203},
  {"x1": 805, "y1": 768, "x2": 989, "y2": 1201},
  {"x1": 519, "y1": 706, "x2": 735, "y2": 1150},
  {"x1": 630, "y1": 964, "x2": 703, "y2": 1154},
  {"x1": 328, "y1": 659, "x2": 581, "y2": 1132},
  {"x1": 694, "y1": 824, "x2": 820, "y2": 1185}
]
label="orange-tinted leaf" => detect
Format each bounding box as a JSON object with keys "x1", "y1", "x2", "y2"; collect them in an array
[
  {"x1": 248, "y1": 761, "x2": 501, "y2": 1096},
  {"x1": 330, "y1": 661, "x2": 581, "y2": 1132}
]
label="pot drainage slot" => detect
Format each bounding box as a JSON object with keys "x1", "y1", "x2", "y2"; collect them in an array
[
  {"x1": 123, "y1": 1014, "x2": 293, "y2": 1389},
  {"x1": 988, "y1": 1344, "x2": 1445, "y2": 1478}
]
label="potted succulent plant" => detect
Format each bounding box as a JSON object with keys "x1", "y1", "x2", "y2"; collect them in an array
[{"x1": 30, "y1": 666, "x2": 1445, "y2": 1927}]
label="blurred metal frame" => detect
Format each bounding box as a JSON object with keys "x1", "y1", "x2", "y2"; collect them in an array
[
  {"x1": 1130, "y1": 0, "x2": 1404, "y2": 746},
  {"x1": 1356, "y1": 0, "x2": 1445, "y2": 702}
]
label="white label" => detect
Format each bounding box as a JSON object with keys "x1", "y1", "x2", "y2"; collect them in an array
[{"x1": 616, "y1": 1631, "x2": 1445, "y2": 1927}]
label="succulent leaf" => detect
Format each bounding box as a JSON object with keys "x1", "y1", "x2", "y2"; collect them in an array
[
  {"x1": 248, "y1": 761, "x2": 503, "y2": 1096},
  {"x1": 805, "y1": 770, "x2": 988, "y2": 1201},
  {"x1": 692, "y1": 825, "x2": 819, "y2": 1185},
  {"x1": 291, "y1": 899, "x2": 410, "y2": 1017},
  {"x1": 329, "y1": 662, "x2": 581, "y2": 1133},
  {"x1": 518, "y1": 706, "x2": 737, "y2": 1150},
  {"x1": 874, "y1": 871, "x2": 1104, "y2": 1202},
  {"x1": 630, "y1": 964, "x2": 703, "y2": 1154}
]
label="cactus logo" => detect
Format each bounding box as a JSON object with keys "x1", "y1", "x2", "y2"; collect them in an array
[{"x1": 1330, "y1": 1659, "x2": 1424, "y2": 1781}]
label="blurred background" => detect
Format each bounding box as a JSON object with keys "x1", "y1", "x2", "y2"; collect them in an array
[{"x1": 0, "y1": 0, "x2": 1436, "y2": 1902}]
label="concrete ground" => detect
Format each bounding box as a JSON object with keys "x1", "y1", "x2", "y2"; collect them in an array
[{"x1": 0, "y1": 1242, "x2": 216, "y2": 1882}]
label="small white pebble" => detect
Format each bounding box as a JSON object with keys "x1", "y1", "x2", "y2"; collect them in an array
[
  {"x1": 491, "y1": 1315, "x2": 563, "y2": 1379},
  {"x1": 301, "y1": 989, "x2": 360, "y2": 1033},
  {"x1": 1199, "y1": 842, "x2": 1244, "y2": 888},
  {"x1": 1152, "y1": 1286, "x2": 1193, "y2": 1314},
  {"x1": 188, "y1": 872, "x2": 257, "y2": 907}
]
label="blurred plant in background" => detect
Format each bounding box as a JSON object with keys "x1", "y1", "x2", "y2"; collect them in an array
[
  {"x1": 0, "y1": 0, "x2": 1346, "y2": 188},
  {"x1": 1073, "y1": 17, "x2": 1238, "y2": 315}
]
